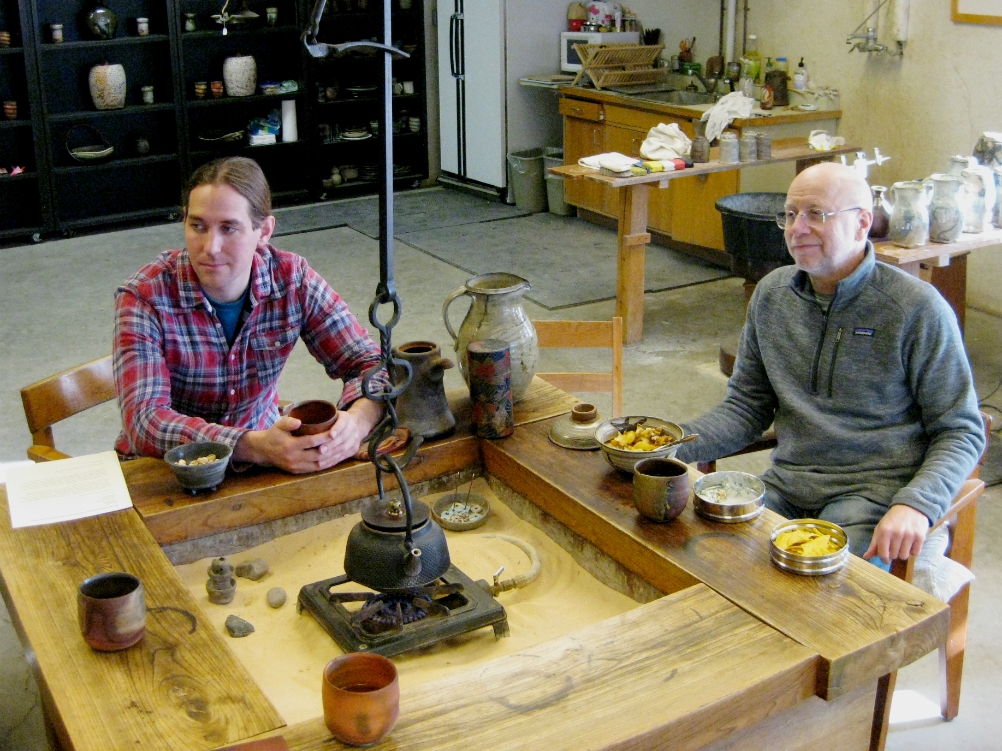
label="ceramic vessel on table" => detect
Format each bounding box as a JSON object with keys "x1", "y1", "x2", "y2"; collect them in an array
[
  {"x1": 961, "y1": 166, "x2": 995, "y2": 234},
  {"x1": 442, "y1": 272, "x2": 538, "y2": 402},
  {"x1": 926, "y1": 173, "x2": 965, "y2": 243},
  {"x1": 391, "y1": 341, "x2": 456, "y2": 439},
  {"x1": 78, "y1": 572, "x2": 146, "y2": 651},
  {"x1": 633, "y1": 457, "x2": 690, "y2": 522},
  {"x1": 322, "y1": 654, "x2": 399, "y2": 746},
  {"x1": 868, "y1": 185, "x2": 891, "y2": 240},
  {"x1": 888, "y1": 180, "x2": 929, "y2": 248},
  {"x1": 594, "y1": 417, "x2": 685, "y2": 473},
  {"x1": 164, "y1": 440, "x2": 232, "y2": 491},
  {"x1": 548, "y1": 403, "x2": 602, "y2": 450},
  {"x1": 285, "y1": 400, "x2": 338, "y2": 436}
]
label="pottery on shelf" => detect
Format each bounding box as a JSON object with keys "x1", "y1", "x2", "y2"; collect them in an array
[
  {"x1": 887, "y1": 180, "x2": 930, "y2": 249},
  {"x1": 223, "y1": 54, "x2": 257, "y2": 97},
  {"x1": 868, "y1": 185, "x2": 891, "y2": 241},
  {"x1": 962, "y1": 166, "x2": 996, "y2": 234},
  {"x1": 88, "y1": 62, "x2": 126, "y2": 110},
  {"x1": 926, "y1": 174, "x2": 965, "y2": 244},
  {"x1": 85, "y1": 3, "x2": 118, "y2": 39}
]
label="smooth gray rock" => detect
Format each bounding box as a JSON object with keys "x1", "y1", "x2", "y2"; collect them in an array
[
  {"x1": 225, "y1": 615, "x2": 255, "y2": 638},
  {"x1": 267, "y1": 587, "x2": 287, "y2": 609},
  {"x1": 235, "y1": 557, "x2": 269, "y2": 581}
]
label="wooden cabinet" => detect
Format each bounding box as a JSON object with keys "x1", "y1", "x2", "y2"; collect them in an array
[
  {"x1": 560, "y1": 94, "x2": 739, "y2": 253},
  {"x1": 0, "y1": 0, "x2": 429, "y2": 241},
  {"x1": 0, "y1": 0, "x2": 49, "y2": 240}
]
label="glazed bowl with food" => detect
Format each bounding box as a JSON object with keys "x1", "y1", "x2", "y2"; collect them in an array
[
  {"x1": 692, "y1": 471, "x2": 766, "y2": 522},
  {"x1": 594, "y1": 417, "x2": 685, "y2": 473},
  {"x1": 770, "y1": 518, "x2": 849, "y2": 575},
  {"x1": 164, "y1": 441, "x2": 232, "y2": 492}
]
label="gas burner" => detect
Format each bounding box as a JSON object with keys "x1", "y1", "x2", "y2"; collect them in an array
[{"x1": 298, "y1": 565, "x2": 509, "y2": 657}]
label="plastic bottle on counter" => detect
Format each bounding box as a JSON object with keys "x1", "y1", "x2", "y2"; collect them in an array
[
  {"x1": 776, "y1": 57, "x2": 788, "y2": 73},
  {"x1": 793, "y1": 57, "x2": 808, "y2": 91},
  {"x1": 743, "y1": 34, "x2": 762, "y2": 82}
]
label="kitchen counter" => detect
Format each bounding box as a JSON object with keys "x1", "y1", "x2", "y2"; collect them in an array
[{"x1": 0, "y1": 380, "x2": 944, "y2": 750}]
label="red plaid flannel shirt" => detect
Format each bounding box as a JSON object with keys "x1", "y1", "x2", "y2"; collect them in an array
[{"x1": 113, "y1": 245, "x2": 387, "y2": 457}]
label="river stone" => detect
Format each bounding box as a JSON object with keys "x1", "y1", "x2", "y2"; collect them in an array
[
  {"x1": 225, "y1": 615, "x2": 255, "y2": 638},
  {"x1": 267, "y1": 587, "x2": 287, "y2": 608},
  {"x1": 235, "y1": 557, "x2": 269, "y2": 581}
]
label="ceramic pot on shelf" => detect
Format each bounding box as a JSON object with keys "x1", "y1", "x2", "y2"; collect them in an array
[
  {"x1": 88, "y1": 62, "x2": 126, "y2": 110},
  {"x1": 442, "y1": 272, "x2": 538, "y2": 403},
  {"x1": 868, "y1": 185, "x2": 892, "y2": 241},
  {"x1": 85, "y1": 3, "x2": 118, "y2": 39},
  {"x1": 993, "y1": 168, "x2": 1002, "y2": 229},
  {"x1": 961, "y1": 166, "x2": 996, "y2": 234},
  {"x1": 887, "y1": 180, "x2": 930, "y2": 249},
  {"x1": 926, "y1": 174, "x2": 965, "y2": 244},
  {"x1": 222, "y1": 54, "x2": 256, "y2": 97}
]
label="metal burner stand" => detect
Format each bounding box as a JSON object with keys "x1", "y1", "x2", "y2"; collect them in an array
[{"x1": 298, "y1": 565, "x2": 509, "y2": 657}]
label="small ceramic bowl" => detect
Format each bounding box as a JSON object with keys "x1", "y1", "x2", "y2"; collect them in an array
[
  {"x1": 164, "y1": 441, "x2": 232, "y2": 492},
  {"x1": 594, "y1": 417, "x2": 685, "y2": 473},
  {"x1": 692, "y1": 471, "x2": 765, "y2": 523},
  {"x1": 770, "y1": 518, "x2": 849, "y2": 576},
  {"x1": 287, "y1": 399, "x2": 338, "y2": 436}
]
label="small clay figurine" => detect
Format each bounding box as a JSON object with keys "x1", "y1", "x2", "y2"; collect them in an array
[{"x1": 206, "y1": 557, "x2": 236, "y2": 604}]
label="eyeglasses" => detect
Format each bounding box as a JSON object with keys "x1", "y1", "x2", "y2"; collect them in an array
[{"x1": 775, "y1": 207, "x2": 864, "y2": 229}]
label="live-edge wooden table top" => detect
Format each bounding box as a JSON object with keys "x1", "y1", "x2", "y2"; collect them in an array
[{"x1": 481, "y1": 416, "x2": 948, "y2": 701}]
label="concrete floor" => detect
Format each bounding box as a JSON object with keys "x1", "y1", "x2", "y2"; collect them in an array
[{"x1": 1, "y1": 202, "x2": 1000, "y2": 750}]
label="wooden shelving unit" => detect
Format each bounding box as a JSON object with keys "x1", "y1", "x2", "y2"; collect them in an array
[{"x1": 0, "y1": 0, "x2": 429, "y2": 241}]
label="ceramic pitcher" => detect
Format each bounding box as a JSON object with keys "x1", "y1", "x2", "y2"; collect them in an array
[
  {"x1": 926, "y1": 174, "x2": 965, "y2": 243},
  {"x1": 961, "y1": 166, "x2": 995, "y2": 233},
  {"x1": 868, "y1": 185, "x2": 892, "y2": 240},
  {"x1": 442, "y1": 273, "x2": 538, "y2": 402},
  {"x1": 888, "y1": 181, "x2": 930, "y2": 248}
]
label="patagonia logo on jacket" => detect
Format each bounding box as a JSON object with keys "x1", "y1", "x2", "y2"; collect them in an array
[{"x1": 853, "y1": 327, "x2": 875, "y2": 337}]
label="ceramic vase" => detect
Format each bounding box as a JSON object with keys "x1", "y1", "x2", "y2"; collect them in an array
[
  {"x1": 442, "y1": 272, "x2": 538, "y2": 403},
  {"x1": 973, "y1": 132, "x2": 1002, "y2": 171},
  {"x1": 993, "y1": 168, "x2": 1002, "y2": 229},
  {"x1": 868, "y1": 185, "x2": 891, "y2": 240},
  {"x1": 962, "y1": 166, "x2": 995, "y2": 234},
  {"x1": 888, "y1": 180, "x2": 930, "y2": 249},
  {"x1": 926, "y1": 174, "x2": 965, "y2": 244},
  {"x1": 88, "y1": 62, "x2": 126, "y2": 110},
  {"x1": 86, "y1": 3, "x2": 118, "y2": 39},
  {"x1": 391, "y1": 341, "x2": 456, "y2": 439},
  {"x1": 222, "y1": 54, "x2": 256, "y2": 97}
]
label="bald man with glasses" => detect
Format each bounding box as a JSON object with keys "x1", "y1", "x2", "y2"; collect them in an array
[{"x1": 675, "y1": 162, "x2": 984, "y2": 568}]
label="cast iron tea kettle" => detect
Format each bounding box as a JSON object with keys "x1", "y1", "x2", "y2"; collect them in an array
[{"x1": 343, "y1": 438, "x2": 451, "y2": 593}]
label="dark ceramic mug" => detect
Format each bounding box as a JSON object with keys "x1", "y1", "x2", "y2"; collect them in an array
[
  {"x1": 78, "y1": 572, "x2": 146, "y2": 651},
  {"x1": 286, "y1": 399, "x2": 338, "y2": 436},
  {"x1": 633, "y1": 457, "x2": 690, "y2": 522}
]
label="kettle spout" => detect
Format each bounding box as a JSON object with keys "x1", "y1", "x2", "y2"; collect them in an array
[{"x1": 402, "y1": 546, "x2": 423, "y2": 577}]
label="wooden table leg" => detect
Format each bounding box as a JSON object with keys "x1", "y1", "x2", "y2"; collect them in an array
[
  {"x1": 616, "y1": 183, "x2": 651, "y2": 344},
  {"x1": 928, "y1": 253, "x2": 968, "y2": 334}
]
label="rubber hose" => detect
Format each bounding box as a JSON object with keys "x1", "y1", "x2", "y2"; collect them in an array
[{"x1": 481, "y1": 533, "x2": 541, "y2": 594}]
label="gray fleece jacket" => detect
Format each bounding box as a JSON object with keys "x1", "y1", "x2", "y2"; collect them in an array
[{"x1": 676, "y1": 244, "x2": 985, "y2": 523}]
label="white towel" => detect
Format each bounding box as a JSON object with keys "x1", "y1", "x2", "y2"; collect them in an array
[
  {"x1": 640, "y1": 123, "x2": 692, "y2": 161},
  {"x1": 578, "y1": 152, "x2": 638, "y2": 173},
  {"x1": 808, "y1": 129, "x2": 846, "y2": 152},
  {"x1": 911, "y1": 527, "x2": 974, "y2": 603},
  {"x1": 699, "y1": 92, "x2": 754, "y2": 143}
]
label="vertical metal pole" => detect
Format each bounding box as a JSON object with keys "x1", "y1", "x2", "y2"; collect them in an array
[{"x1": 378, "y1": 0, "x2": 395, "y2": 299}]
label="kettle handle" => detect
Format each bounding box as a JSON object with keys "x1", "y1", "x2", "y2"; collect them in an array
[{"x1": 442, "y1": 286, "x2": 468, "y2": 342}]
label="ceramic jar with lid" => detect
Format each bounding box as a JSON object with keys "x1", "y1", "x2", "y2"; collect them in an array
[
  {"x1": 718, "y1": 132, "x2": 739, "y2": 164},
  {"x1": 88, "y1": 62, "x2": 126, "y2": 110},
  {"x1": 548, "y1": 403, "x2": 603, "y2": 450},
  {"x1": 222, "y1": 54, "x2": 257, "y2": 97}
]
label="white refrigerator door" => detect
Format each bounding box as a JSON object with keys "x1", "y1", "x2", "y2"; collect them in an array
[{"x1": 437, "y1": 0, "x2": 506, "y2": 187}]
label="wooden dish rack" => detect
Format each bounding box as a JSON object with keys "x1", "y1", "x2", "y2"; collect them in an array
[{"x1": 571, "y1": 43, "x2": 667, "y2": 90}]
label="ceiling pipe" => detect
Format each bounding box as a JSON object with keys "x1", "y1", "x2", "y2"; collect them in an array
[{"x1": 724, "y1": 0, "x2": 737, "y2": 63}]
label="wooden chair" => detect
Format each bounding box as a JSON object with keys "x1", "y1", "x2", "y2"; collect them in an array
[
  {"x1": 20, "y1": 355, "x2": 116, "y2": 462},
  {"x1": 534, "y1": 318, "x2": 623, "y2": 418},
  {"x1": 696, "y1": 413, "x2": 991, "y2": 751}
]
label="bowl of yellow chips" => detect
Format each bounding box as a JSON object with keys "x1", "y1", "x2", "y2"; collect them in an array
[
  {"x1": 770, "y1": 519, "x2": 849, "y2": 576},
  {"x1": 594, "y1": 417, "x2": 685, "y2": 473}
]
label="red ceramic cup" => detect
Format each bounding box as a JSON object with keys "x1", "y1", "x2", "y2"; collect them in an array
[
  {"x1": 322, "y1": 653, "x2": 399, "y2": 746},
  {"x1": 78, "y1": 572, "x2": 146, "y2": 651},
  {"x1": 288, "y1": 399, "x2": 338, "y2": 437}
]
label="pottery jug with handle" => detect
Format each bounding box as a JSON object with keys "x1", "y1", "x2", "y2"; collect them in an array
[
  {"x1": 961, "y1": 166, "x2": 995, "y2": 233},
  {"x1": 888, "y1": 180, "x2": 930, "y2": 248},
  {"x1": 391, "y1": 341, "x2": 456, "y2": 439},
  {"x1": 442, "y1": 273, "x2": 538, "y2": 402},
  {"x1": 926, "y1": 174, "x2": 965, "y2": 243}
]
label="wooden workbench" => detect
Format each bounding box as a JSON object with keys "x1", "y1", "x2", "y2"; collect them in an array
[
  {"x1": 551, "y1": 138, "x2": 860, "y2": 343},
  {"x1": 0, "y1": 382, "x2": 947, "y2": 750}
]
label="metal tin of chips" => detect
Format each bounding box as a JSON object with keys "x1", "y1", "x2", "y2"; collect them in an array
[{"x1": 770, "y1": 518, "x2": 849, "y2": 576}]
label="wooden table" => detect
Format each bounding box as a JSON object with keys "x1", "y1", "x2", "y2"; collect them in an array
[
  {"x1": 552, "y1": 138, "x2": 860, "y2": 344},
  {"x1": 874, "y1": 227, "x2": 1002, "y2": 333},
  {"x1": 0, "y1": 381, "x2": 947, "y2": 750}
]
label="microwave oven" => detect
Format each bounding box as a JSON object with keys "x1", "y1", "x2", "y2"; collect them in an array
[{"x1": 560, "y1": 31, "x2": 641, "y2": 73}]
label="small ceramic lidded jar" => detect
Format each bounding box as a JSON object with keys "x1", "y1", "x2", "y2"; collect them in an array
[
  {"x1": 50, "y1": 24, "x2": 64, "y2": 43},
  {"x1": 184, "y1": 12, "x2": 196, "y2": 31},
  {"x1": 136, "y1": 17, "x2": 149, "y2": 36}
]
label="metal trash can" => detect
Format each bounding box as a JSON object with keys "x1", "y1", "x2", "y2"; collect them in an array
[
  {"x1": 507, "y1": 148, "x2": 547, "y2": 213},
  {"x1": 714, "y1": 192, "x2": 792, "y2": 281},
  {"x1": 546, "y1": 174, "x2": 574, "y2": 216}
]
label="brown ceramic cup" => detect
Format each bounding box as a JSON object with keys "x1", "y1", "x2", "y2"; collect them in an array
[
  {"x1": 78, "y1": 572, "x2": 146, "y2": 651},
  {"x1": 287, "y1": 399, "x2": 338, "y2": 436},
  {"x1": 210, "y1": 80, "x2": 224, "y2": 98},
  {"x1": 633, "y1": 457, "x2": 690, "y2": 522},
  {"x1": 322, "y1": 653, "x2": 399, "y2": 746}
]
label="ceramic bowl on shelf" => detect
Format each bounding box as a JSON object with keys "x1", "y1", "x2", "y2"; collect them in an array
[{"x1": 198, "y1": 129, "x2": 245, "y2": 143}]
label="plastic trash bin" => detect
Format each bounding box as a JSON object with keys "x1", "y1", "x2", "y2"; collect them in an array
[
  {"x1": 507, "y1": 148, "x2": 547, "y2": 213},
  {"x1": 546, "y1": 174, "x2": 574, "y2": 216},
  {"x1": 543, "y1": 146, "x2": 564, "y2": 173},
  {"x1": 714, "y1": 192, "x2": 792, "y2": 281}
]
